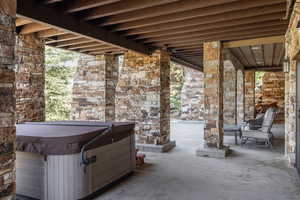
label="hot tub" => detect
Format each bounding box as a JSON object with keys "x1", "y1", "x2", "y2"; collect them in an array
[{"x1": 16, "y1": 121, "x2": 135, "y2": 200}]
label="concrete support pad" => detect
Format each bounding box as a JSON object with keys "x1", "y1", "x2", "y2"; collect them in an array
[
  {"x1": 196, "y1": 145, "x2": 231, "y2": 158},
  {"x1": 137, "y1": 141, "x2": 176, "y2": 153}
]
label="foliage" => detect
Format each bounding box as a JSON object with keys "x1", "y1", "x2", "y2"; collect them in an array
[
  {"x1": 45, "y1": 46, "x2": 79, "y2": 121},
  {"x1": 170, "y1": 62, "x2": 185, "y2": 117},
  {"x1": 255, "y1": 71, "x2": 265, "y2": 88}
]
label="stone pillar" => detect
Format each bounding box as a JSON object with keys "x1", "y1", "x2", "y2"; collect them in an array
[
  {"x1": 223, "y1": 59, "x2": 237, "y2": 125},
  {"x1": 244, "y1": 70, "x2": 256, "y2": 121},
  {"x1": 116, "y1": 50, "x2": 175, "y2": 152},
  {"x1": 0, "y1": 1, "x2": 16, "y2": 199},
  {"x1": 15, "y1": 34, "x2": 45, "y2": 123},
  {"x1": 197, "y1": 41, "x2": 229, "y2": 158},
  {"x1": 259, "y1": 72, "x2": 285, "y2": 123},
  {"x1": 71, "y1": 54, "x2": 118, "y2": 121},
  {"x1": 236, "y1": 69, "x2": 245, "y2": 124},
  {"x1": 181, "y1": 67, "x2": 204, "y2": 121}
]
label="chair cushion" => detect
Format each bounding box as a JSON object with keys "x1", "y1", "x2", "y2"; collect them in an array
[{"x1": 242, "y1": 130, "x2": 272, "y2": 139}]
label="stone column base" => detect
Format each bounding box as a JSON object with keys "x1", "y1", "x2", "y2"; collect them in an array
[
  {"x1": 196, "y1": 144, "x2": 231, "y2": 158},
  {"x1": 137, "y1": 141, "x2": 176, "y2": 153}
]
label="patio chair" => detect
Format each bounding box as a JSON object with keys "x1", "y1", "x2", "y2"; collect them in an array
[
  {"x1": 241, "y1": 107, "x2": 276, "y2": 148},
  {"x1": 246, "y1": 113, "x2": 264, "y2": 130}
]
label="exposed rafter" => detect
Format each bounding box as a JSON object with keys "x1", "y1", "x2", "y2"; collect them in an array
[{"x1": 17, "y1": 0, "x2": 152, "y2": 55}]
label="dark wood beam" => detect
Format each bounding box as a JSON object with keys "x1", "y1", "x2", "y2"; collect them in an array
[
  {"x1": 85, "y1": 0, "x2": 179, "y2": 20},
  {"x1": 166, "y1": 31, "x2": 286, "y2": 48},
  {"x1": 102, "y1": 0, "x2": 285, "y2": 28},
  {"x1": 17, "y1": 0, "x2": 152, "y2": 55},
  {"x1": 67, "y1": 0, "x2": 122, "y2": 13},
  {"x1": 100, "y1": 0, "x2": 238, "y2": 25},
  {"x1": 131, "y1": 14, "x2": 285, "y2": 39},
  {"x1": 244, "y1": 66, "x2": 282, "y2": 71},
  {"x1": 55, "y1": 38, "x2": 92, "y2": 48},
  {"x1": 152, "y1": 28, "x2": 286, "y2": 46},
  {"x1": 142, "y1": 23, "x2": 287, "y2": 43},
  {"x1": 170, "y1": 55, "x2": 202, "y2": 71},
  {"x1": 122, "y1": 4, "x2": 285, "y2": 35}
]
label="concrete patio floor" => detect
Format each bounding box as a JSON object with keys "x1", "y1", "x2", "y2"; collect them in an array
[{"x1": 96, "y1": 121, "x2": 300, "y2": 200}]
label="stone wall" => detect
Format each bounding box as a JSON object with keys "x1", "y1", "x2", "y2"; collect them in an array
[
  {"x1": 284, "y1": 2, "x2": 299, "y2": 165},
  {"x1": 15, "y1": 34, "x2": 45, "y2": 123},
  {"x1": 71, "y1": 54, "x2": 118, "y2": 121},
  {"x1": 223, "y1": 59, "x2": 237, "y2": 125},
  {"x1": 236, "y1": 69, "x2": 245, "y2": 124},
  {"x1": 260, "y1": 72, "x2": 285, "y2": 123},
  {"x1": 0, "y1": 0, "x2": 16, "y2": 198},
  {"x1": 180, "y1": 67, "x2": 204, "y2": 121},
  {"x1": 202, "y1": 41, "x2": 224, "y2": 148},
  {"x1": 244, "y1": 71, "x2": 255, "y2": 121},
  {"x1": 116, "y1": 50, "x2": 170, "y2": 145}
]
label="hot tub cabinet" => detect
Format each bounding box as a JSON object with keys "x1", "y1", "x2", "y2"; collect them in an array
[{"x1": 16, "y1": 121, "x2": 135, "y2": 200}]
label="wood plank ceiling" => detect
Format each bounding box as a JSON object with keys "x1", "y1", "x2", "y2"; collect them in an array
[{"x1": 16, "y1": 0, "x2": 289, "y2": 70}]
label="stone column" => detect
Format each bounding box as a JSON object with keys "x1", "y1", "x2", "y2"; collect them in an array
[
  {"x1": 236, "y1": 69, "x2": 245, "y2": 124},
  {"x1": 197, "y1": 41, "x2": 229, "y2": 158},
  {"x1": 223, "y1": 59, "x2": 237, "y2": 125},
  {"x1": 0, "y1": 1, "x2": 16, "y2": 199},
  {"x1": 244, "y1": 70, "x2": 256, "y2": 121},
  {"x1": 71, "y1": 54, "x2": 118, "y2": 121},
  {"x1": 180, "y1": 67, "x2": 204, "y2": 121},
  {"x1": 15, "y1": 34, "x2": 45, "y2": 123},
  {"x1": 116, "y1": 50, "x2": 175, "y2": 152}
]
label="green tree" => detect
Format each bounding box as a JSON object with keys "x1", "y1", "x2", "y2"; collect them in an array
[{"x1": 45, "y1": 46, "x2": 79, "y2": 121}]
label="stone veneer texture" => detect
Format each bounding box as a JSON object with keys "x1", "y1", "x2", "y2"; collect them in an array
[
  {"x1": 203, "y1": 41, "x2": 224, "y2": 148},
  {"x1": 71, "y1": 54, "x2": 118, "y2": 121},
  {"x1": 244, "y1": 71, "x2": 255, "y2": 121},
  {"x1": 261, "y1": 72, "x2": 285, "y2": 123},
  {"x1": 284, "y1": 2, "x2": 299, "y2": 165},
  {"x1": 223, "y1": 59, "x2": 237, "y2": 125},
  {"x1": 236, "y1": 69, "x2": 245, "y2": 124},
  {"x1": 15, "y1": 34, "x2": 45, "y2": 123},
  {"x1": 0, "y1": 0, "x2": 16, "y2": 199},
  {"x1": 181, "y1": 67, "x2": 204, "y2": 121},
  {"x1": 116, "y1": 50, "x2": 170, "y2": 145}
]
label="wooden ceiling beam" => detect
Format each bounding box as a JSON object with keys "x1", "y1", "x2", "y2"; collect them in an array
[
  {"x1": 166, "y1": 31, "x2": 286, "y2": 48},
  {"x1": 85, "y1": 0, "x2": 180, "y2": 20},
  {"x1": 223, "y1": 35, "x2": 285, "y2": 48},
  {"x1": 46, "y1": 34, "x2": 82, "y2": 44},
  {"x1": 37, "y1": 29, "x2": 65, "y2": 37},
  {"x1": 131, "y1": 14, "x2": 286, "y2": 39},
  {"x1": 44, "y1": 0, "x2": 64, "y2": 4},
  {"x1": 55, "y1": 38, "x2": 92, "y2": 48},
  {"x1": 20, "y1": 23, "x2": 51, "y2": 34},
  {"x1": 17, "y1": 0, "x2": 151, "y2": 55},
  {"x1": 171, "y1": 55, "x2": 202, "y2": 71},
  {"x1": 16, "y1": 18, "x2": 32, "y2": 27},
  {"x1": 88, "y1": 48, "x2": 124, "y2": 54},
  {"x1": 100, "y1": 0, "x2": 237, "y2": 26},
  {"x1": 67, "y1": 42, "x2": 104, "y2": 50},
  {"x1": 67, "y1": 0, "x2": 122, "y2": 13},
  {"x1": 78, "y1": 45, "x2": 111, "y2": 52},
  {"x1": 122, "y1": 4, "x2": 286, "y2": 35},
  {"x1": 244, "y1": 66, "x2": 282, "y2": 71},
  {"x1": 80, "y1": 45, "x2": 122, "y2": 53},
  {"x1": 152, "y1": 27, "x2": 287, "y2": 46},
  {"x1": 104, "y1": 0, "x2": 285, "y2": 28},
  {"x1": 142, "y1": 23, "x2": 287, "y2": 43}
]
